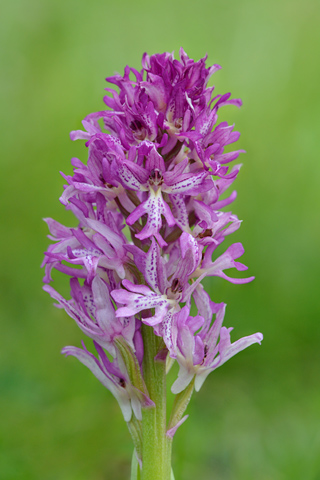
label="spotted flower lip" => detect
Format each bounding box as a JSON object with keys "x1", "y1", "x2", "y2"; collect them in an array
[
  {"x1": 43, "y1": 49, "x2": 262, "y2": 428},
  {"x1": 171, "y1": 304, "x2": 263, "y2": 394},
  {"x1": 43, "y1": 275, "x2": 137, "y2": 357},
  {"x1": 62, "y1": 340, "x2": 153, "y2": 422},
  {"x1": 111, "y1": 235, "x2": 203, "y2": 327},
  {"x1": 42, "y1": 210, "x2": 129, "y2": 283},
  {"x1": 114, "y1": 147, "x2": 212, "y2": 246}
]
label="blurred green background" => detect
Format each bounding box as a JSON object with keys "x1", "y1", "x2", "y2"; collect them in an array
[{"x1": 1, "y1": 0, "x2": 320, "y2": 478}]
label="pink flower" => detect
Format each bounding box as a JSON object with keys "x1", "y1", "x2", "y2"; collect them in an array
[{"x1": 43, "y1": 50, "x2": 262, "y2": 429}]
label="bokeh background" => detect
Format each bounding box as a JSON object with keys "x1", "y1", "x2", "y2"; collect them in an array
[{"x1": 1, "y1": 0, "x2": 320, "y2": 478}]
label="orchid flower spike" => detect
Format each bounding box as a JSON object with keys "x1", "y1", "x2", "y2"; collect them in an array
[{"x1": 43, "y1": 48, "x2": 262, "y2": 479}]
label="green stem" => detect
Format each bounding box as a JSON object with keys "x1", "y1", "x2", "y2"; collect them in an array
[{"x1": 141, "y1": 324, "x2": 172, "y2": 480}]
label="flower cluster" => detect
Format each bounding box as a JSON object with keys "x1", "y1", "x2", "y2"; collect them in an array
[{"x1": 43, "y1": 49, "x2": 262, "y2": 439}]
